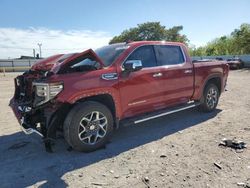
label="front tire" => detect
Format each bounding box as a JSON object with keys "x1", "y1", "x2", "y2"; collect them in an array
[
  {"x1": 63, "y1": 101, "x2": 114, "y2": 152},
  {"x1": 199, "y1": 83, "x2": 219, "y2": 112}
]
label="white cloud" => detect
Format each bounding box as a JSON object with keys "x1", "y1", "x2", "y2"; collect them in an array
[{"x1": 0, "y1": 27, "x2": 112, "y2": 59}]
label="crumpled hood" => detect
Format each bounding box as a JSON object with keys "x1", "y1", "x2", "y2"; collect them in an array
[
  {"x1": 50, "y1": 49, "x2": 104, "y2": 74},
  {"x1": 31, "y1": 54, "x2": 64, "y2": 71},
  {"x1": 31, "y1": 49, "x2": 104, "y2": 73}
]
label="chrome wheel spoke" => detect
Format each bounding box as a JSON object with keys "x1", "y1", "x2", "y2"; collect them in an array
[
  {"x1": 89, "y1": 112, "x2": 95, "y2": 121},
  {"x1": 81, "y1": 117, "x2": 90, "y2": 123},
  {"x1": 80, "y1": 135, "x2": 91, "y2": 142},
  {"x1": 78, "y1": 111, "x2": 108, "y2": 145},
  {"x1": 93, "y1": 133, "x2": 99, "y2": 143},
  {"x1": 95, "y1": 111, "x2": 100, "y2": 120},
  {"x1": 78, "y1": 129, "x2": 86, "y2": 137},
  {"x1": 96, "y1": 116, "x2": 106, "y2": 121},
  {"x1": 99, "y1": 125, "x2": 107, "y2": 135},
  {"x1": 206, "y1": 87, "x2": 218, "y2": 109},
  {"x1": 79, "y1": 121, "x2": 86, "y2": 130}
]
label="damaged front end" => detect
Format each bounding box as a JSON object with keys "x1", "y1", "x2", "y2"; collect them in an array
[
  {"x1": 9, "y1": 70, "x2": 69, "y2": 152},
  {"x1": 9, "y1": 49, "x2": 105, "y2": 152}
]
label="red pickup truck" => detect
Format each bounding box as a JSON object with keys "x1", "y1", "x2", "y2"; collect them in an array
[{"x1": 9, "y1": 41, "x2": 229, "y2": 152}]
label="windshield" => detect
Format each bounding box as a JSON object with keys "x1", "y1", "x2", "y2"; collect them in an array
[
  {"x1": 71, "y1": 58, "x2": 100, "y2": 69},
  {"x1": 95, "y1": 43, "x2": 129, "y2": 66}
]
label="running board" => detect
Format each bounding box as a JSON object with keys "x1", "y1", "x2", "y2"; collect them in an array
[{"x1": 121, "y1": 101, "x2": 200, "y2": 126}]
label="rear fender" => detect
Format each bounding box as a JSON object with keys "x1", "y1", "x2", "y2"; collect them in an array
[{"x1": 192, "y1": 73, "x2": 223, "y2": 101}]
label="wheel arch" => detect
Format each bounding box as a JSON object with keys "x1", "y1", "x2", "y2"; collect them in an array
[
  {"x1": 74, "y1": 94, "x2": 120, "y2": 129},
  {"x1": 193, "y1": 74, "x2": 223, "y2": 101},
  {"x1": 47, "y1": 93, "x2": 119, "y2": 140},
  {"x1": 203, "y1": 75, "x2": 222, "y2": 95}
]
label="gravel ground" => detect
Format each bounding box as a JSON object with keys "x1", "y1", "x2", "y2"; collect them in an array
[{"x1": 0, "y1": 70, "x2": 249, "y2": 188}]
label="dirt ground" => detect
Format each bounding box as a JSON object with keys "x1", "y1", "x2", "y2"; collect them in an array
[{"x1": 0, "y1": 70, "x2": 249, "y2": 188}]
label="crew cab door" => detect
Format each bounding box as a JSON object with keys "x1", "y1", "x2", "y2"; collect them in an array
[
  {"x1": 154, "y1": 45, "x2": 194, "y2": 105},
  {"x1": 119, "y1": 45, "x2": 164, "y2": 118}
]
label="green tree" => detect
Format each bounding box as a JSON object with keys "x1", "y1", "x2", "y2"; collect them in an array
[
  {"x1": 190, "y1": 23, "x2": 250, "y2": 56},
  {"x1": 109, "y1": 22, "x2": 189, "y2": 44},
  {"x1": 165, "y1": 26, "x2": 188, "y2": 43},
  {"x1": 231, "y1": 23, "x2": 250, "y2": 54},
  {"x1": 189, "y1": 46, "x2": 206, "y2": 56}
]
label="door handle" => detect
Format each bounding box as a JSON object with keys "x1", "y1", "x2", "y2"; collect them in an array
[
  {"x1": 184, "y1": 69, "x2": 192, "y2": 74},
  {"x1": 153, "y1": 72, "x2": 163, "y2": 77}
]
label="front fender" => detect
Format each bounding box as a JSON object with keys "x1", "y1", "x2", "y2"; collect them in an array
[{"x1": 56, "y1": 88, "x2": 122, "y2": 119}]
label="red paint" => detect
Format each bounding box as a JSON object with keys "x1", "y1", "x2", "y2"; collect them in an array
[
  {"x1": 51, "y1": 49, "x2": 105, "y2": 73},
  {"x1": 31, "y1": 54, "x2": 64, "y2": 71},
  {"x1": 10, "y1": 41, "x2": 229, "y2": 122}
]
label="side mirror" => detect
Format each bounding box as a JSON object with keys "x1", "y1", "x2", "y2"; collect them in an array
[{"x1": 123, "y1": 60, "x2": 143, "y2": 72}]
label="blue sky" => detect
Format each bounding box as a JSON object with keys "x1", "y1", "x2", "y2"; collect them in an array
[{"x1": 0, "y1": 0, "x2": 249, "y2": 58}]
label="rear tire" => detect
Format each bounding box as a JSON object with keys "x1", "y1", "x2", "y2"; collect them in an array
[
  {"x1": 63, "y1": 101, "x2": 114, "y2": 152},
  {"x1": 199, "y1": 83, "x2": 219, "y2": 112}
]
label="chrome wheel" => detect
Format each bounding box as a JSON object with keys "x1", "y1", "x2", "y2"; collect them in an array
[
  {"x1": 78, "y1": 111, "x2": 108, "y2": 145},
  {"x1": 206, "y1": 87, "x2": 218, "y2": 109}
]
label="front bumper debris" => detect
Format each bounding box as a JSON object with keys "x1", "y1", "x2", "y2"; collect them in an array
[
  {"x1": 20, "y1": 117, "x2": 43, "y2": 137},
  {"x1": 9, "y1": 98, "x2": 43, "y2": 137},
  {"x1": 9, "y1": 97, "x2": 69, "y2": 153},
  {"x1": 9, "y1": 98, "x2": 54, "y2": 152}
]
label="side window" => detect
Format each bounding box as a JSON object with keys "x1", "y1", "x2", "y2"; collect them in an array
[
  {"x1": 127, "y1": 45, "x2": 157, "y2": 68},
  {"x1": 155, "y1": 45, "x2": 185, "y2": 65}
]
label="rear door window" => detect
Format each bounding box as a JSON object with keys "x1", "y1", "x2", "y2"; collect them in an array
[
  {"x1": 127, "y1": 45, "x2": 157, "y2": 68},
  {"x1": 154, "y1": 45, "x2": 185, "y2": 66}
]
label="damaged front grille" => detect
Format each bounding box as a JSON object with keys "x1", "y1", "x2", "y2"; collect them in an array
[
  {"x1": 14, "y1": 70, "x2": 45, "y2": 106},
  {"x1": 15, "y1": 76, "x2": 33, "y2": 103}
]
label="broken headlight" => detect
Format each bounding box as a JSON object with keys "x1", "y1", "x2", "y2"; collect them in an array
[{"x1": 33, "y1": 82, "x2": 63, "y2": 106}]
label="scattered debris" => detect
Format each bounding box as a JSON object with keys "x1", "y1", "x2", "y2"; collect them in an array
[
  {"x1": 237, "y1": 182, "x2": 245, "y2": 186},
  {"x1": 129, "y1": 169, "x2": 133, "y2": 174},
  {"x1": 142, "y1": 177, "x2": 150, "y2": 188},
  {"x1": 160, "y1": 173, "x2": 164, "y2": 176},
  {"x1": 109, "y1": 170, "x2": 114, "y2": 174},
  {"x1": 160, "y1": 154, "x2": 167, "y2": 158},
  {"x1": 114, "y1": 175, "x2": 120, "y2": 179},
  {"x1": 144, "y1": 176, "x2": 150, "y2": 182},
  {"x1": 214, "y1": 162, "x2": 222, "y2": 169},
  {"x1": 178, "y1": 131, "x2": 183, "y2": 134},
  {"x1": 236, "y1": 149, "x2": 244, "y2": 153},
  {"x1": 243, "y1": 127, "x2": 250, "y2": 131},
  {"x1": 91, "y1": 182, "x2": 108, "y2": 186},
  {"x1": 8, "y1": 141, "x2": 30, "y2": 150},
  {"x1": 237, "y1": 182, "x2": 250, "y2": 187},
  {"x1": 219, "y1": 138, "x2": 247, "y2": 150}
]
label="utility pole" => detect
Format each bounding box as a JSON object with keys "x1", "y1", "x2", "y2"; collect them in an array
[
  {"x1": 33, "y1": 49, "x2": 36, "y2": 58},
  {"x1": 37, "y1": 43, "x2": 42, "y2": 58}
]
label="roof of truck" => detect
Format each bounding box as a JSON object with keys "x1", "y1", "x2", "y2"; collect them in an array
[{"x1": 126, "y1": 40, "x2": 186, "y2": 46}]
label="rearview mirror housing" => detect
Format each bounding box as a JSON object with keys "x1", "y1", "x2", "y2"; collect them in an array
[{"x1": 123, "y1": 60, "x2": 143, "y2": 72}]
